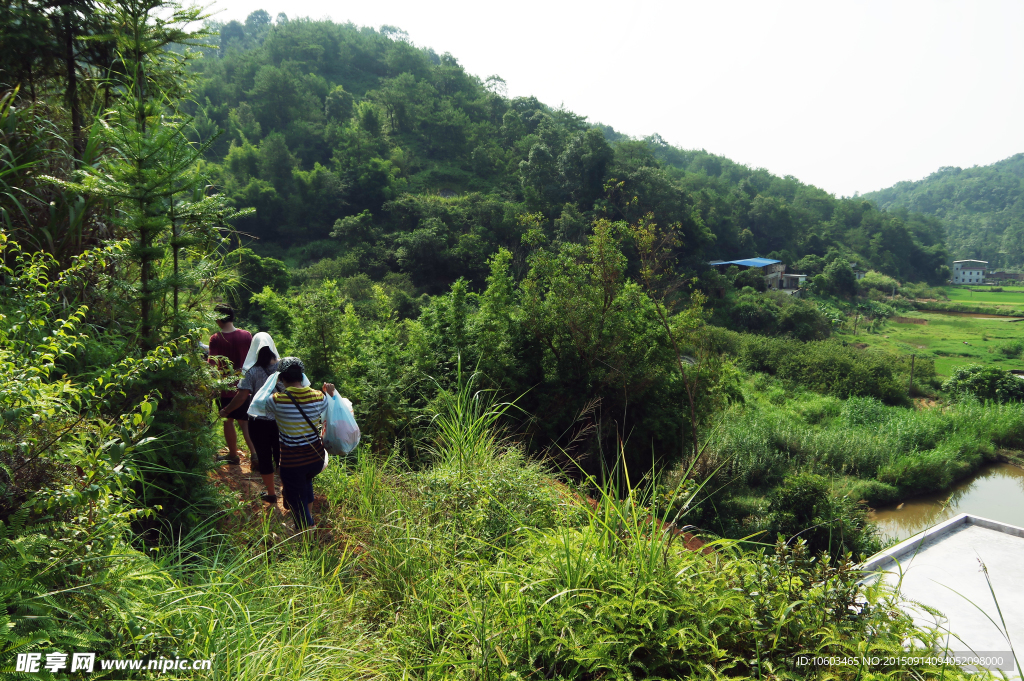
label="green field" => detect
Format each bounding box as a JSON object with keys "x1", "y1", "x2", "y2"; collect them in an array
[
  {"x1": 847, "y1": 309, "x2": 1024, "y2": 377},
  {"x1": 942, "y1": 285, "x2": 1024, "y2": 309}
]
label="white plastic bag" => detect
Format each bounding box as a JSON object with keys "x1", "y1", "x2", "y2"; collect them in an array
[
  {"x1": 323, "y1": 394, "x2": 360, "y2": 455},
  {"x1": 247, "y1": 371, "x2": 279, "y2": 418},
  {"x1": 248, "y1": 368, "x2": 311, "y2": 417},
  {"x1": 247, "y1": 372, "x2": 311, "y2": 419}
]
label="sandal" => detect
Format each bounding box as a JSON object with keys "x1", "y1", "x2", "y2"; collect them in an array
[{"x1": 261, "y1": 493, "x2": 277, "y2": 505}]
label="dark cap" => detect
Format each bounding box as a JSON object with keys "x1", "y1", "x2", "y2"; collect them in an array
[{"x1": 278, "y1": 356, "x2": 305, "y2": 382}]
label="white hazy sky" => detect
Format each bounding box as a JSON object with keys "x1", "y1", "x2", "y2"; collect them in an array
[{"x1": 207, "y1": 0, "x2": 1024, "y2": 197}]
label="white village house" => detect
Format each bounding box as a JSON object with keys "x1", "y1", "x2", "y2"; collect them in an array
[{"x1": 952, "y1": 259, "x2": 988, "y2": 284}]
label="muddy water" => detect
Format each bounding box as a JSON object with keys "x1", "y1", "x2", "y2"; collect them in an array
[
  {"x1": 920, "y1": 310, "x2": 1024, "y2": 320},
  {"x1": 869, "y1": 463, "x2": 1024, "y2": 540}
]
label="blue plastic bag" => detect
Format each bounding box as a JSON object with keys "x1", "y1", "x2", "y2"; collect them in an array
[{"x1": 324, "y1": 394, "x2": 360, "y2": 455}]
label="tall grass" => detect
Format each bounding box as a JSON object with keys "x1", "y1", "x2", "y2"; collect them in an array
[
  {"x1": 712, "y1": 378, "x2": 1024, "y2": 504},
  {"x1": 12, "y1": 369, "x2": 984, "y2": 678},
  {"x1": 425, "y1": 363, "x2": 520, "y2": 474},
  {"x1": 55, "y1": 370, "x2": 982, "y2": 680}
]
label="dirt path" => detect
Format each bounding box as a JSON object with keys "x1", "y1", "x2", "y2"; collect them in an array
[
  {"x1": 207, "y1": 446, "x2": 303, "y2": 542},
  {"x1": 208, "y1": 447, "x2": 287, "y2": 511},
  {"x1": 207, "y1": 447, "x2": 339, "y2": 542}
]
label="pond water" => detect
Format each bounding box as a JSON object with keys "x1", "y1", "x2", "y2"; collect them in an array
[
  {"x1": 869, "y1": 463, "x2": 1024, "y2": 541},
  {"x1": 920, "y1": 310, "x2": 1024, "y2": 320}
]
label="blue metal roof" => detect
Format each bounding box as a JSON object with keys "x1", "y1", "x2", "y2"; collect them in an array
[{"x1": 709, "y1": 258, "x2": 781, "y2": 268}]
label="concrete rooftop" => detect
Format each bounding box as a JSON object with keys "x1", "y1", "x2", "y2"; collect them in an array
[{"x1": 862, "y1": 514, "x2": 1024, "y2": 671}]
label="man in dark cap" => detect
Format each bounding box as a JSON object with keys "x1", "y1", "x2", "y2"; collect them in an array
[
  {"x1": 262, "y1": 357, "x2": 335, "y2": 528},
  {"x1": 209, "y1": 303, "x2": 254, "y2": 464}
]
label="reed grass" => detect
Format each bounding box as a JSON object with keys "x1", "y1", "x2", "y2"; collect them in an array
[
  {"x1": 712, "y1": 377, "x2": 1024, "y2": 505},
  {"x1": 13, "y1": 372, "x2": 996, "y2": 678},
  {"x1": 58, "y1": 370, "x2": 991, "y2": 680}
]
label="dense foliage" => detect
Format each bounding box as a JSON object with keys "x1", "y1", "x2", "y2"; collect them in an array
[
  {"x1": 942, "y1": 364, "x2": 1024, "y2": 403},
  {"x1": 251, "y1": 224, "x2": 735, "y2": 478},
  {"x1": 0, "y1": 230, "x2": 219, "y2": 663},
  {"x1": 865, "y1": 154, "x2": 1024, "y2": 270},
  {"x1": 186, "y1": 12, "x2": 951, "y2": 300},
  {"x1": 0, "y1": 4, "x2": 1019, "y2": 678}
]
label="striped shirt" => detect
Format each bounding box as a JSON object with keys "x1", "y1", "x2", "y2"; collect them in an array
[{"x1": 264, "y1": 386, "x2": 327, "y2": 468}]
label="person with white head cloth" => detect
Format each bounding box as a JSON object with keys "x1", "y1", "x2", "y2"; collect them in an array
[{"x1": 219, "y1": 332, "x2": 285, "y2": 504}]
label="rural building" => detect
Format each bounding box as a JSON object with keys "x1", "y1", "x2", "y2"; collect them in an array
[
  {"x1": 780, "y1": 273, "x2": 807, "y2": 291},
  {"x1": 850, "y1": 263, "x2": 866, "y2": 281},
  {"x1": 989, "y1": 271, "x2": 1023, "y2": 283},
  {"x1": 952, "y1": 259, "x2": 988, "y2": 284},
  {"x1": 861, "y1": 514, "x2": 1024, "y2": 672},
  {"x1": 709, "y1": 257, "x2": 789, "y2": 289}
]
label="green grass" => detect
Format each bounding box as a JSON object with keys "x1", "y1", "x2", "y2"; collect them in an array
[
  {"x1": 844, "y1": 310, "x2": 1024, "y2": 376},
  {"x1": 943, "y1": 284, "x2": 1024, "y2": 308},
  {"x1": 19, "y1": 370, "x2": 999, "y2": 680},
  {"x1": 708, "y1": 378, "x2": 1024, "y2": 511},
  {"x1": 119, "y1": 444, "x2": 981, "y2": 680}
]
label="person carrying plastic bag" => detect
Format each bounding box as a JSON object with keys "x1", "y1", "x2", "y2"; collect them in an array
[
  {"x1": 262, "y1": 357, "x2": 331, "y2": 529},
  {"x1": 249, "y1": 358, "x2": 311, "y2": 419}
]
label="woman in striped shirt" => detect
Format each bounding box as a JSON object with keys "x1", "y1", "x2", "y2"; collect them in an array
[{"x1": 263, "y1": 357, "x2": 335, "y2": 529}]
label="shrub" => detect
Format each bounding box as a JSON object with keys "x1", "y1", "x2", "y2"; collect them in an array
[
  {"x1": 810, "y1": 258, "x2": 858, "y2": 298},
  {"x1": 726, "y1": 292, "x2": 831, "y2": 340},
  {"x1": 876, "y1": 448, "x2": 975, "y2": 496},
  {"x1": 999, "y1": 339, "x2": 1024, "y2": 359},
  {"x1": 845, "y1": 479, "x2": 901, "y2": 505},
  {"x1": 420, "y1": 450, "x2": 567, "y2": 551},
  {"x1": 734, "y1": 267, "x2": 767, "y2": 291},
  {"x1": 730, "y1": 294, "x2": 778, "y2": 333},
  {"x1": 766, "y1": 473, "x2": 879, "y2": 557},
  {"x1": 840, "y1": 396, "x2": 890, "y2": 427},
  {"x1": 777, "y1": 298, "x2": 832, "y2": 340},
  {"x1": 858, "y1": 270, "x2": 900, "y2": 296},
  {"x1": 738, "y1": 336, "x2": 918, "y2": 404},
  {"x1": 902, "y1": 281, "x2": 949, "y2": 300},
  {"x1": 942, "y1": 364, "x2": 1024, "y2": 403}
]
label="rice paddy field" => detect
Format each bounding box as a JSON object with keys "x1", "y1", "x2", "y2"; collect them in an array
[
  {"x1": 941, "y1": 284, "x2": 1024, "y2": 310},
  {"x1": 846, "y1": 307, "x2": 1024, "y2": 377}
]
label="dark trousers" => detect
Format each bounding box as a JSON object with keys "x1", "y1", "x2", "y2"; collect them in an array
[
  {"x1": 280, "y1": 460, "x2": 324, "y2": 528},
  {"x1": 248, "y1": 419, "x2": 280, "y2": 475}
]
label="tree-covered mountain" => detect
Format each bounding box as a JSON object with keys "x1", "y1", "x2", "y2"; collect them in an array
[
  {"x1": 863, "y1": 154, "x2": 1024, "y2": 271},
  {"x1": 189, "y1": 12, "x2": 950, "y2": 289}
]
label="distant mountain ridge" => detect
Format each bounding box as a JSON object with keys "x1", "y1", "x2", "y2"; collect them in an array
[{"x1": 863, "y1": 154, "x2": 1024, "y2": 270}]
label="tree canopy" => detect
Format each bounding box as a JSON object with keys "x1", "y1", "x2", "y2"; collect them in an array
[
  {"x1": 864, "y1": 154, "x2": 1024, "y2": 271},
  {"x1": 185, "y1": 12, "x2": 951, "y2": 292}
]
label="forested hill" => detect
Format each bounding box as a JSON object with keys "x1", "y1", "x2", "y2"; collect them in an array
[
  {"x1": 192, "y1": 11, "x2": 950, "y2": 288},
  {"x1": 863, "y1": 154, "x2": 1024, "y2": 271}
]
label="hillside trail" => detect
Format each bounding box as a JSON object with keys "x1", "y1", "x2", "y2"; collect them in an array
[
  {"x1": 207, "y1": 445, "x2": 332, "y2": 540},
  {"x1": 208, "y1": 445, "x2": 285, "y2": 510},
  {"x1": 208, "y1": 448, "x2": 707, "y2": 554}
]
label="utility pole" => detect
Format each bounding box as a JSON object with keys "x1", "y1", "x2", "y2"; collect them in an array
[{"x1": 908, "y1": 354, "x2": 916, "y2": 397}]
